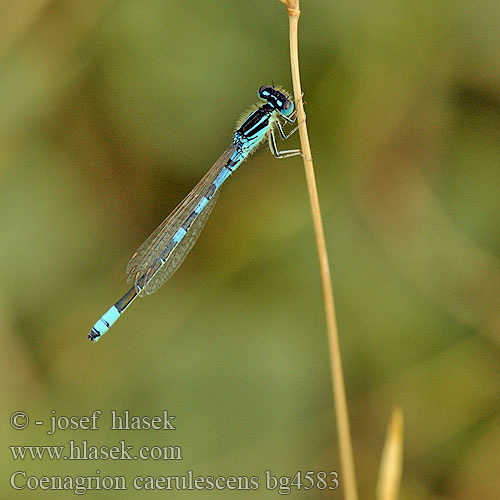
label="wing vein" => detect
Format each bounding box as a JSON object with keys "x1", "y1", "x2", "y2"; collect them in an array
[{"x1": 126, "y1": 145, "x2": 238, "y2": 295}]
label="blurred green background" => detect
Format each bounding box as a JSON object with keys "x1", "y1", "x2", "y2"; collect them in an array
[{"x1": 1, "y1": 0, "x2": 499, "y2": 498}]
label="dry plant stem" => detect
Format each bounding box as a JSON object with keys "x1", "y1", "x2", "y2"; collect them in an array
[
  {"x1": 280, "y1": 2, "x2": 359, "y2": 500},
  {"x1": 377, "y1": 407, "x2": 404, "y2": 500}
]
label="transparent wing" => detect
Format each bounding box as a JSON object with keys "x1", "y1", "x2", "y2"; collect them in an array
[
  {"x1": 126, "y1": 145, "x2": 235, "y2": 296},
  {"x1": 143, "y1": 190, "x2": 219, "y2": 295}
]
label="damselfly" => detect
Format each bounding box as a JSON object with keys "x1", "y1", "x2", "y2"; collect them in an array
[{"x1": 89, "y1": 85, "x2": 303, "y2": 341}]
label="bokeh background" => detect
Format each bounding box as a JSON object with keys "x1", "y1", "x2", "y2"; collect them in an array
[{"x1": 1, "y1": 0, "x2": 499, "y2": 498}]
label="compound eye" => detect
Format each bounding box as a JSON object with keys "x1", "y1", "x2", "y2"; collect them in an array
[
  {"x1": 280, "y1": 99, "x2": 294, "y2": 116},
  {"x1": 258, "y1": 85, "x2": 273, "y2": 100}
]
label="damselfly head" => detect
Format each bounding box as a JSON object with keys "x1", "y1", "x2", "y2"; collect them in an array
[{"x1": 258, "y1": 85, "x2": 294, "y2": 117}]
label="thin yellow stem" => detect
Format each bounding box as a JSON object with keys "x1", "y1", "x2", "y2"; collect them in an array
[
  {"x1": 377, "y1": 407, "x2": 404, "y2": 500},
  {"x1": 280, "y1": 1, "x2": 359, "y2": 499}
]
